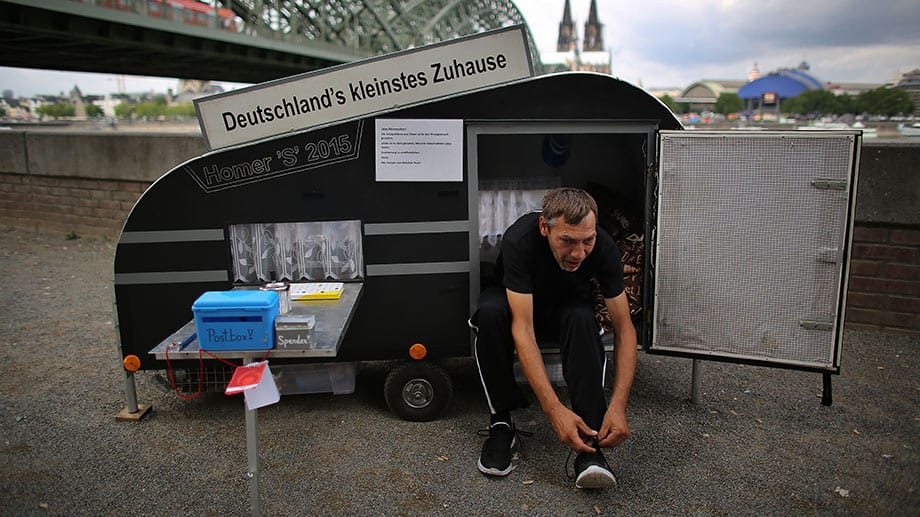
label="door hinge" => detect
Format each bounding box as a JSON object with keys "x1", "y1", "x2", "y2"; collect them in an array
[
  {"x1": 800, "y1": 320, "x2": 834, "y2": 331},
  {"x1": 817, "y1": 247, "x2": 839, "y2": 263},
  {"x1": 811, "y1": 179, "x2": 847, "y2": 190}
]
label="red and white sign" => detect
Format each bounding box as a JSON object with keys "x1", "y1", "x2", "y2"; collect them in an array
[{"x1": 225, "y1": 361, "x2": 280, "y2": 409}]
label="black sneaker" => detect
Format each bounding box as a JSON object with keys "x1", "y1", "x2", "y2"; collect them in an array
[
  {"x1": 477, "y1": 421, "x2": 517, "y2": 476},
  {"x1": 573, "y1": 441, "x2": 617, "y2": 489}
]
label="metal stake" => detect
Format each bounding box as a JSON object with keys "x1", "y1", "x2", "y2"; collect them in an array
[
  {"x1": 116, "y1": 370, "x2": 151, "y2": 421},
  {"x1": 124, "y1": 370, "x2": 139, "y2": 413},
  {"x1": 246, "y1": 403, "x2": 261, "y2": 517},
  {"x1": 691, "y1": 359, "x2": 703, "y2": 405},
  {"x1": 244, "y1": 356, "x2": 262, "y2": 517}
]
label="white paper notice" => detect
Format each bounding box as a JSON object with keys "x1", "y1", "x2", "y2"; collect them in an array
[{"x1": 376, "y1": 119, "x2": 463, "y2": 182}]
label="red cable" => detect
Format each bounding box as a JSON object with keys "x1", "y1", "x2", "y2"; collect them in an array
[
  {"x1": 164, "y1": 342, "x2": 205, "y2": 400},
  {"x1": 164, "y1": 343, "x2": 269, "y2": 400},
  {"x1": 200, "y1": 348, "x2": 246, "y2": 368}
]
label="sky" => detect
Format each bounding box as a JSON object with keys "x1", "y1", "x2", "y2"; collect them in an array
[
  {"x1": 2, "y1": 0, "x2": 919, "y2": 98},
  {"x1": 519, "y1": 0, "x2": 920, "y2": 88}
]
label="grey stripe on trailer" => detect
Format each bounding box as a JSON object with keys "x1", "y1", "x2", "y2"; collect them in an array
[
  {"x1": 366, "y1": 261, "x2": 470, "y2": 276},
  {"x1": 114, "y1": 270, "x2": 229, "y2": 285},
  {"x1": 364, "y1": 220, "x2": 469, "y2": 235},
  {"x1": 118, "y1": 229, "x2": 225, "y2": 244}
]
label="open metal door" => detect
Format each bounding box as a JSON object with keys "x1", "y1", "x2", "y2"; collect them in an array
[{"x1": 650, "y1": 131, "x2": 860, "y2": 373}]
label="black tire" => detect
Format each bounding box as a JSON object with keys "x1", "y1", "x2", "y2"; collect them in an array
[{"x1": 383, "y1": 362, "x2": 453, "y2": 422}]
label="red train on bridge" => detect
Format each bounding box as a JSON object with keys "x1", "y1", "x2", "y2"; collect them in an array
[{"x1": 93, "y1": 0, "x2": 240, "y2": 31}]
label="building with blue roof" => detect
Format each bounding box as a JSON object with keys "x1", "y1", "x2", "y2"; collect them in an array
[
  {"x1": 672, "y1": 62, "x2": 829, "y2": 114},
  {"x1": 738, "y1": 62, "x2": 824, "y2": 115}
]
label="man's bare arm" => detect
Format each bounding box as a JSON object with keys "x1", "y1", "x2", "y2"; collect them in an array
[
  {"x1": 597, "y1": 292, "x2": 637, "y2": 448},
  {"x1": 506, "y1": 289, "x2": 597, "y2": 453}
]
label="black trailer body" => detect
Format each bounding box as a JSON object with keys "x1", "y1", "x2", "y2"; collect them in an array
[
  {"x1": 115, "y1": 71, "x2": 860, "y2": 418},
  {"x1": 115, "y1": 72, "x2": 678, "y2": 368}
]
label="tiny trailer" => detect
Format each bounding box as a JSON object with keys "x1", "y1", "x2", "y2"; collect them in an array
[{"x1": 114, "y1": 28, "x2": 859, "y2": 421}]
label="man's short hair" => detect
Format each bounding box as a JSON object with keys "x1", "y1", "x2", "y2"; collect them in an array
[{"x1": 542, "y1": 187, "x2": 598, "y2": 227}]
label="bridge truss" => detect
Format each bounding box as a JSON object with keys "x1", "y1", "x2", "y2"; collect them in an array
[
  {"x1": 228, "y1": 0, "x2": 539, "y2": 58},
  {"x1": 0, "y1": 0, "x2": 542, "y2": 83}
]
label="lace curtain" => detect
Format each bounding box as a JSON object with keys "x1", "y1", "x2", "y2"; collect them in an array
[
  {"x1": 230, "y1": 220, "x2": 363, "y2": 283},
  {"x1": 478, "y1": 189, "x2": 548, "y2": 246}
]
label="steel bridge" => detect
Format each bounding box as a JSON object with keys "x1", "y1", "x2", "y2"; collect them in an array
[{"x1": 0, "y1": 0, "x2": 541, "y2": 84}]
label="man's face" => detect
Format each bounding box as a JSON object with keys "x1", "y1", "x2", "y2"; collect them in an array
[{"x1": 539, "y1": 212, "x2": 597, "y2": 272}]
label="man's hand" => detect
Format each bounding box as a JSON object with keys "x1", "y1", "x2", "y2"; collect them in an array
[
  {"x1": 599, "y1": 292, "x2": 636, "y2": 449},
  {"x1": 597, "y1": 406, "x2": 630, "y2": 448},
  {"x1": 546, "y1": 403, "x2": 598, "y2": 453},
  {"x1": 506, "y1": 290, "x2": 599, "y2": 454}
]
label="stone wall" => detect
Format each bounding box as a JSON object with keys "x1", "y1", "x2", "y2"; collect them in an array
[
  {"x1": 0, "y1": 172, "x2": 147, "y2": 237},
  {"x1": 847, "y1": 226, "x2": 920, "y2": 332},
  {"x1": 0, "y1": 130, "x2": 917, "y2": 333},
  {"x1": 847, "y1": 141, "x2": 920, "y2": 334},
  {"x1": 0, "y1": 130, "x2": 205, "y2": 238}
]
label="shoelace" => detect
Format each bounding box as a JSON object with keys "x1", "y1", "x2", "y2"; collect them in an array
[
  {"x1": 564, "y1": 436, "x2": 614, "y2": 481},
  {"x1": 476, "y1": 422, "x2": 533, "y2": 457}
]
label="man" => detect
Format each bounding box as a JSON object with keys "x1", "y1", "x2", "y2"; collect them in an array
[{"x1": 471, "y1": 187, "x2": 637, "y2": 489}]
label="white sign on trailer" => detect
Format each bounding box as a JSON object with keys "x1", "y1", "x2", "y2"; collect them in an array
[
  {"x1": 375, "y1": 119, "x2": 463, "y2": 182},
  {"x1": 195, "y1": 26, "x2": 534, "y2": 150}
]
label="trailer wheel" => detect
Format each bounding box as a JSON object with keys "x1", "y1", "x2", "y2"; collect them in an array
[{"x1": 384, "y1": 362, "x2": 453, "y2": 422}]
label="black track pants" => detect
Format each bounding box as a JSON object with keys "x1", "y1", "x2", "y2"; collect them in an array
[{"x1": 471, "y1": 287, "x2": 608, "y2": 430}]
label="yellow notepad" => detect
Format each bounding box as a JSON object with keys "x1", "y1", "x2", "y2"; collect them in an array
[{"x1": 290, "y1": 282, "x2": 344, "y2": 301}]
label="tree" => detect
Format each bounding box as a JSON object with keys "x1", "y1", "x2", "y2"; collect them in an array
[
  {"x1": 0, "y1": 106, "x2": 6, "y2": 118},
  {"x1": 658, "y1": 94, "x2": 679, "y2": 113},
  {"x1": 35, "y1": 102, "x2": 75, "y2": 119},
  {"x1": 134, "y1": 101, "x2": 165, "y2": 119},
  {"x1": 114, "y1": 102, "x2": 134, "y2": 119},
  {"x1": 57, "y1": 103, "x2": 75, "y2": 117},
  {"x1": 781, "y1": 90, "x2": 860, "y2": 116},
  {"x1": 784, "y1": 90, "x2": 837, "y2": 115},
  {"x1": 166, "y1": 103, "x2": 196, "y2": 117},
  {"x1": 85, "y1": 104, "x2": 104, "y2": 118},
  {"x1": 856, "y1": 87, "x2": 915, "y2": 116},
  {"x1": 781, "y1": 96, "x2": 801, "y2": 114},
  {"x1": 714, "y1": 92, "x2": 743, "y2": 115},
  {"x1": 831, "y1": 94, "x2": 855, "y2": 115}
]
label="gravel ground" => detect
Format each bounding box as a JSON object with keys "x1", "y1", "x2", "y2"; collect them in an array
[{"x1": 1, "y1": 226, "x2": 918, "y2": 516}]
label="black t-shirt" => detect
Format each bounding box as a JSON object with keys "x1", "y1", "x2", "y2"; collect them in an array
[{"x1": 497, "y1": 212, "x2": 624, "y2": 305}]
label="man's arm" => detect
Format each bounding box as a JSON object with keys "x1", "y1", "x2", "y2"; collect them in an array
[
  {"x1": 597, "y1": 292, "x2": 637, "y2": 448},
  {"x1": 506, "y1": 289, "x2": 597, "y2": 453}
]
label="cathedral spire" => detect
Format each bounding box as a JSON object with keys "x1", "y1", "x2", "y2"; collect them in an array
[
  {"x1": 583, "y1": 0, "x2": 603, "y2": 52},
  {"x1": 587, "y1": 0, "x2": 599, "y2": 25},
  {"x1": 557, "y1": 0, "x2": 575, "y2": 52},
  {"x1": 548, "y1": 0, "x2": 610, "y2": 74}
]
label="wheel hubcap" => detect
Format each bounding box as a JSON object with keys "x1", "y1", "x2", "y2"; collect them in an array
[{"x1": 402, "y1": 378, "x2": 434, "y2": 409}]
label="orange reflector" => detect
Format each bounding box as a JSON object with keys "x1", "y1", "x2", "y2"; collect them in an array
[
  {"x1": 123, "y1": 355, "x2": 141, "y2": 372},
  {"x1": 409, "y1": 343, "x2": 427, "y2": 360}
]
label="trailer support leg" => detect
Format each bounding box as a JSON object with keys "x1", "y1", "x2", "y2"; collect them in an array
[
  {"x1": 246, "y1": 404, "x2": 261, "y2": 517},
  {"x1": 116, "y1": 370, "x2": 151, "y2": 422},
  {"x1": 690, "y1": 359, "x2": 704, "y2": 405},
  {"x1": 821, "y1": 372, "x2": 833, "y2": 407}
]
